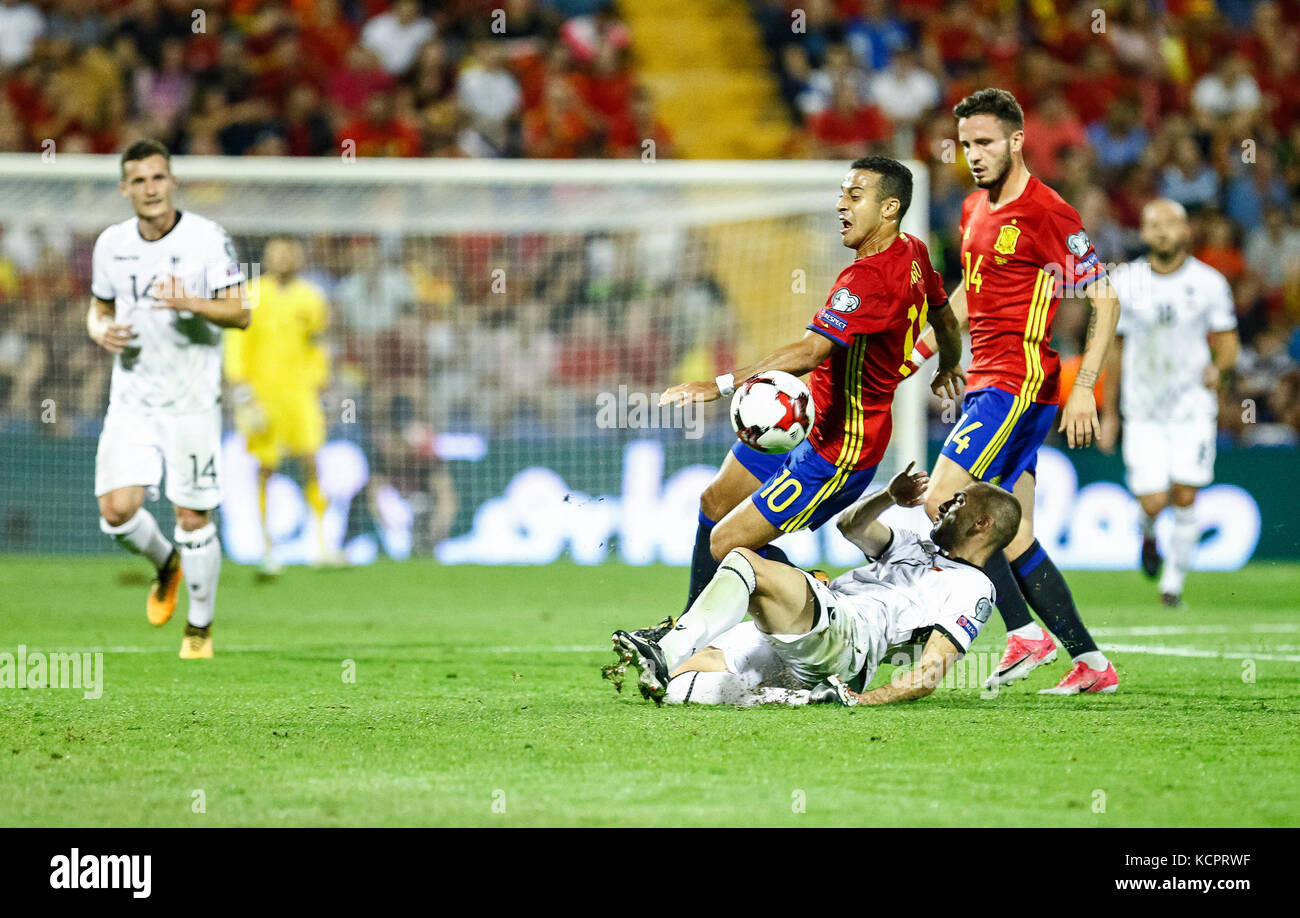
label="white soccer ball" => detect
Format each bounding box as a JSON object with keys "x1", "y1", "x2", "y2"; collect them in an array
[{"x1": 730, "y1": 370, "x2": 815, "y2": 454}]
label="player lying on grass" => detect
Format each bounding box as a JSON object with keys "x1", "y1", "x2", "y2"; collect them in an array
[
  {"x1": 606, "y1": 463, "x2": 1024, "y2": 706},
  {"x1": 657, "y1": 156, "x2": 964, "y2": 618}
]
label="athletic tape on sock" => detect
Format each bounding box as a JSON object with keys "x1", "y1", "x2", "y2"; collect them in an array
[
  {"x1": 175, "y1": 522, "x2": 217, "y2": 549},
  {"x1": 719, "y1": 549, "x2": 758, "y2": 593}
]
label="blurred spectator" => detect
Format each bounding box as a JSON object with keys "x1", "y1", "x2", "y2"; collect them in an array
[
  {"x1": 1245, "y1": 209, "x2": 1300, "y2": 299},
  {"x1": 1087, "y1": 98, "x2": 1149, "y2": 179},
  {"x1": 844, "y1": 0, "x2": 910, "y2": 72},
  {"x1": 1196, "y1": 213, "x2": 1247, "y2": 285},
  {"x1": 798, "y1": 43, "x2": 870, "y2": 119},
  {"x1": 1160, "y1": 137, "x2": 1221, "y2": 212},
  {"x1": 281, "y1": 84, "x2": 335, "y2": 157},
  {"x1": 409, "y1": 39, "x2": 456, "y2": 110},
  {"x1": 337, "y1": 93, "x2": 422, "y2": 158},
  {"x1": 807, "y1": 79, "x2": 889, "y2": 160},
  {"x1": 1224, "y1": 149, "x2": 1290, "y2": 230},
  {"x1": 1022, "y1": 91, "x2": 1088, "y2": 186},
  {"x1": 327, "y1": 45, "x2": 394, "y2": 117},
  {"x1": 1274, "y1": 369, "x2": 1300, "y2": 435},
  {"x1": 1191, "y1": 55, "x2": 1262, "y2": 127},
  {"x1": 1237, "y1": 324, "x2": 1296, "y2": 417},
  {"x1": 134, "y1": 38, "x2": 194, "y2": 133},
  {"x1": 559, "y1": 7, "x2": 631, "y2": 63},
  {"x1": 556, "y1": 309, "x2": 619, "y2": 391},
  {"x1": 785, "y1": 0, "x2": 844, "y2": 69},
  {"x1": 523, "y1": 75, "x2": 598, "y2": 158},
  {"x1": 0, "y1": 0, "x2": 44, "y2": 68},
  {"x1": 360, "y1": 0, "x2": 435, "y2": 77},
  {"x1": 301, "y1": 0, "x2": 356, "y2": 75},
  {"x1": 456, "y1": 42, "x2": 523, "y2": 156},
  {"x1": 606, "y1": 85, "x2": 673, "y2": 159},
  {"x1": 867, "y1": 48, "x2": 940, "y2": 154},
  {"x1": 335, "y1": 239, "x2": 414, "y2": 334}
]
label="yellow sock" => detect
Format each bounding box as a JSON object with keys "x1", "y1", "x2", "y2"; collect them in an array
[
  {"x1": 257, "y1": 474, "x2": 270, "y2": 555},
  {"x1": 305, "y1": 475, "x2": 327, "y2": 553}
]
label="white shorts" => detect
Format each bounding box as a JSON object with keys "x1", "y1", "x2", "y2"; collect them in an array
[
  {"x1": 94, "y1": 402, "x2": 223, "y2": 511},
  {"x1": 1123, "y1": 415, "x2": 1216, "y2": 496},
  {"x1": 761, "y1": 571, "x2": 877, "y2": 687},
  {"x1": 709, "y1": 621, "x2": 801, "y2": 689}
]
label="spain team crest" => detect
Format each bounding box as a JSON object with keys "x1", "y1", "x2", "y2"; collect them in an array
[{"x1": 994, "y1": 224, "x2": 1020, "y2": 255}]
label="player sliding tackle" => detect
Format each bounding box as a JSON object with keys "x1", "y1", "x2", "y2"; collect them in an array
[
  {"x1": 658, "y1": 156, "x2": 965, "y2": 621},
  {"x1": 607, "y1": 464, "x2": 1023, "y2": 706}
]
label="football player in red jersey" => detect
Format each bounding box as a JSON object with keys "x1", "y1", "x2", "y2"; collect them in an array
[
  {"x1": 914, "y1": 89, "x2": 1121, "y2": 695},
  {"x1": 658, "y1": 157, "x2": 965, "y2": 616}
]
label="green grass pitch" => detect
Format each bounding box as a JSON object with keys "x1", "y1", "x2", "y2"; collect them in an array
[{"x1": 2, "y1": 556, "x2": 1298, "y2": 827}]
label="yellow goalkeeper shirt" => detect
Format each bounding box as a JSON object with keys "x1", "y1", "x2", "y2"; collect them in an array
[{"x1": 225, "y1": 274, "x2": 329, "y2": 396}]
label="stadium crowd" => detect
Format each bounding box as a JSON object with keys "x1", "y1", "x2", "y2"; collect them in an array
[
  {"x1": 0, "y1": 0, "x2": 666, "y2": 159},
  {"x1": 757, "y1": 0, "x2": 1300, "y2": 440},
  {"x1": 0, "y1": 0, "x2": 1297, "y2": 451}
]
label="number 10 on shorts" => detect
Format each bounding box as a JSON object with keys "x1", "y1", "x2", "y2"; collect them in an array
[{"x1": 760, "y1": 470, "x2": 803, "y2": 513}]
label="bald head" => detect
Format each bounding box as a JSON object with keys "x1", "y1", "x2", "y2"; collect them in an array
[
  {"x1": 929, "y1": 481, "x2": 1022, "y2": 566},
  {"x1": 1141, "y1": 198, "x2": 1191, "y2": 263},
  {"x1": 964, "y1": 482, "x2": 1022, "y2": 556}
]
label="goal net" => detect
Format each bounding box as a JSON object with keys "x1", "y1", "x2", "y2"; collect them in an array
[{"x1": 0, "y1": 155, "x2": 929, "y2": 567}]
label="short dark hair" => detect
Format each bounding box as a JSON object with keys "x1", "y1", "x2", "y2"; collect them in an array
[
  {"x1": 849, "y1": 155, "x2": 913, "y2": 223},
  {"x1": 120, "y1": 139, "x2": 171, "y2": 178},
  {"x1": 952, "y1": 88, "x2": 1025, "y2": 133},
  {"x1": 967, "y1": 482, "x2": 1022, "y2": 554}
]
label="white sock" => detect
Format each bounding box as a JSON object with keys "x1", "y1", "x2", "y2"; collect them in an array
[
  {"x1": 175, "y1": 522, "x2": 221, "y2": 628},
  {"x1": 1161, "y1": 505, "x2": 1197, "y2": 596},
  {"x1": 1009, "y1": 622, "x2": 1045, "y2": 641},
  {"x1": 665, "y1": 671, "x2": 810, "y2": 707},
  {"x1": 659, "y1": 550, "x2": 757, "y2": 671},
  {"x1": 1074, "y1": 650, "x2": 1110, "y2": 671},
  {"x1": 1139, "y1": 509, "x2": 1157, "y2": 539},
  {"x1": 101, "y1": 509, "x2": 173, "y2": 569}
]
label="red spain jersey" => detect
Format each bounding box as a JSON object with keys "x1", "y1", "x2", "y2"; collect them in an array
[
  {"x1": 805, "y1": 232, "x2": 947, "y2": 471},
  {"x1": 959, "y1": 176, "x2": 1106, "y2": 405}
]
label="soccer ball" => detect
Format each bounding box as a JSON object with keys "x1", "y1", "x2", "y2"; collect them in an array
[{"x1": 730, "y1": 371, "x2": 815, "y2": 454}]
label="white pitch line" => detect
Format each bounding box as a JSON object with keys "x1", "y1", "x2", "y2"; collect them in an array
[
  {"x1": 1099, "y1": 643, "x2": 1300, "y2": 663},
  {"x1": 1092, "y1": 624, "x2": 1300, "y2": 637}
]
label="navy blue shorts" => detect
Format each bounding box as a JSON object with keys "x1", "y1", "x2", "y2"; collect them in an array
[
  {"x1": 939, "y1": 387, "x2": 1057, "y2": 488},
  {"x1": 730, "y1": 439, "x2": 878, "y2": 533}
]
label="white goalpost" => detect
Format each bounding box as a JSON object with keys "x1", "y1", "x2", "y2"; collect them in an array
[{"x1": 0, "y1": 155, "x2": 929, "y2": 566}]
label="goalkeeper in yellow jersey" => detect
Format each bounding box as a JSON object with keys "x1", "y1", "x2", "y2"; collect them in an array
[{"x1": 225, "y1": 236, "x2": 336, "y2": 573}]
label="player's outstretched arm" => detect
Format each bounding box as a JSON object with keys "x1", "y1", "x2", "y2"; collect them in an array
[
  {"x1": 835, "y1": 461, "x2": 929, "y2": 556},
  {"x1": 86, "y1": 297, "x2": 133, "y2": 354},
  {"x1": 1059, "y1": 278, "x2": 1121, "y2": 449},
  {"x1": 150, "y1": 275, "x2": 252, "y2": 329},
  {"x1": 929, "y1": 298, "x2": 966, "y2": 402},
  {"x1": 913, "y1": 285, "x2": 969, "y2": 356},
  {"x1": 659, "y1": 330, "x2": 832, "y2": 407},
  {"x1": 1098, "y1": 334, "x2": 1123, "y2": 454},
  {"x1": 836, "y1": 631, "x2": 962, "y2": 705}
]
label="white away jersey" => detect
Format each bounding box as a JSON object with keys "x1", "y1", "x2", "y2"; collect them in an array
[
  {"x1": 829, "y1": 528, "x2": 996, "y2": 683},
  {"x1": 91, "y1": 211, "x2": 244, "y2": 413},
  {"x1": 1112, "y1": 256, "x2": 1235, "y2": 422}
]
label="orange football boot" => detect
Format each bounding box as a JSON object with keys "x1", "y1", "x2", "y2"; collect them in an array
[{"x1": 147, "y1": 549, "x2": 183, "y2": 626}]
